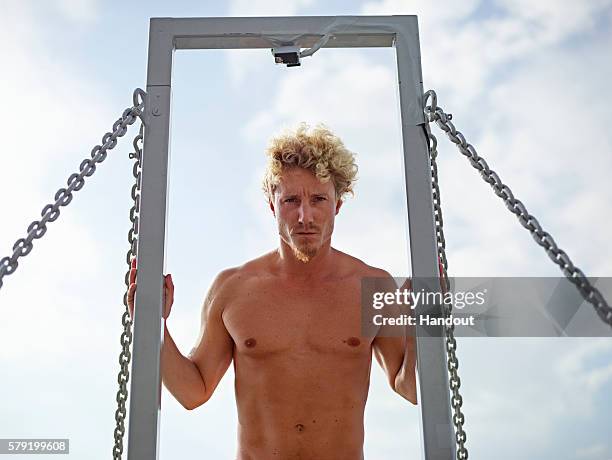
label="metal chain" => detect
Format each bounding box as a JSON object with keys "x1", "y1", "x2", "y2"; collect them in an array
[
  {"x1": 112, "y1": 109, "x2": 145, "y2": 459},
  {"x1": 0, "y1": 86, "x2": 146, "y2": 457},
  {"x1": 0, "y1": 90, "x2": 146, "y2": 290},
  {"x1": 423, "y1": 89, "x2": 612, "y2": 328},
  {"x1": 423, "y1": 99, "x2": 469, "y2": 460}
]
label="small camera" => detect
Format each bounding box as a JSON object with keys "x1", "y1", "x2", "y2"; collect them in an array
[{"x1": 271, "y1": 46, "x2": 301, "y2": 67}]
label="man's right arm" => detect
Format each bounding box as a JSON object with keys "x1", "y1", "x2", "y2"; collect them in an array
[{"x1": 161, "y1": 268, "x2": 236, "y2": 410}]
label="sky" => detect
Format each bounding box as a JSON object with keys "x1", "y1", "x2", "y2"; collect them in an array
[{"x1": 0, "y1": 0, "x2": 611, "y2": 459}]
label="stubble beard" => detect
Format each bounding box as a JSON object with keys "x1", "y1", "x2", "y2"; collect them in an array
[
  {"x1": 280, "y1": 224, "x2": 323, "y2": 263},
  {"x1": 291, "y1": 241, "x2": 318, "y2": 263}
]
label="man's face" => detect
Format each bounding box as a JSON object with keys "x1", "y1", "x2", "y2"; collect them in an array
[{"x1": 270, "y1": 167, "x2": 343, "y2": 263}]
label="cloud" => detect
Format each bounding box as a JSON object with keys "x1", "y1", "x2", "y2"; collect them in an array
[
  {"x1": 228, "y1": 0, "x2": 315, "y2": 16},
  {"x1": 455, "y1": 338, "x2": 612, "y2": 459},
  {"x1": 0, "y1": 1, "x2": 115, "y2": 232},
  {"x1": 575, "y1": 443, "x2": 609, "y2": 459},
  {"x1": 362, "y1": 0, "x2": 612, "y2": 104},
  {"x1": 54, "y1": 0, "x2": 98, "y2": 24},
  {"x1": 365, "y1": 1, "x2": 612, "y2": 278},
  {"x1": 495, "y1": 0, "x2": 612, "y2": 43},
  {"x1": 363, "y1": 0, "x2": 480, "y2": 23},
  {"x1": 243, "y1": 52, "x2": 398, "y2": 142},
  {"x1": 554, "y1": 338, "x2": 612, "y2": 416},
  {"x1": 0, "y1": 0, "x2": 119, "y2": 357},
  {"x1": 455, "y1": 27, "x2": 612, "y2": 276}
]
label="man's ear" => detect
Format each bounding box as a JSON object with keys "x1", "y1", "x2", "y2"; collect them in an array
[
  {"x1": 269, "y1": 199, "x2": 275, "y2": 217},
  {"x1": 335, "y1": 199, "x2": 343, "y2": 215}
]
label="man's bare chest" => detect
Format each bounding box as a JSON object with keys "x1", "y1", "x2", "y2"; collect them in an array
[{"x1": 222, "y1": 278, "x2": 371, "y2": 358}]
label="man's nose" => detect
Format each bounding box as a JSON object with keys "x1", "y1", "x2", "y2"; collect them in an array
[{"x1": 298, "y1": 202, "x2": 314, "y2": 225}]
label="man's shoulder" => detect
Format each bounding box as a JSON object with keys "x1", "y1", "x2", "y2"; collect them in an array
[
  {"x1": 212, "y1": 251, "x2": 276, "y2": 290},
  {"x1": 332, "y1": 248, "x2": 393, "y2": 279}
]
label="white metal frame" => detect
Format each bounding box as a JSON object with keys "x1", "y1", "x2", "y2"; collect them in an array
[{"x1": 131, "y1": 15, "x2": 455, "y2": 460}]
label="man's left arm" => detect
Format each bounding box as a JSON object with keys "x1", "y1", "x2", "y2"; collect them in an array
[{"x1": 371, "y1": 272, "x2": 417, "y2": 405}]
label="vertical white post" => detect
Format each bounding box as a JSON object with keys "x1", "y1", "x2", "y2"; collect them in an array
[
  {"x1": 127, "y1": 19, "x2": 174, "y2": 460},
  {"x1": 395, "y1": 16, "x2": 457, "y2": 459}
]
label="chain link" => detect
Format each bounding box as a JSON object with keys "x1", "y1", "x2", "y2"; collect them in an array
[
  {"x1": 423, "y1": 89, "x2": 612, "y2": 328},
  {"x1": 0, "y1": 90, "x2": 146, "y2": 290},
  {"x1": 112, "y1": 110, "x2": 145, "y2": 459},
  {"x1": 423, "y1": 98, "x2": 469, "y2": 460}
]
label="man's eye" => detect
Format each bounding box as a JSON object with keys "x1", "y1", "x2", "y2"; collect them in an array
[
  {"x1": 285, "y1": 198, "x2": 297, "y2": 203},
  {"x1": 314, "y1": 196, "x2": 326, "y2": 201}
]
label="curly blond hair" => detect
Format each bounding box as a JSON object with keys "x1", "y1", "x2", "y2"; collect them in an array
[{"x1": 262, "y1": 123, "x2": 358, "y2": 202}]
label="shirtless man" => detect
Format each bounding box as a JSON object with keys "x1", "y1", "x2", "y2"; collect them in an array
[{"x1": 128, "y1": 123, "x2": 417, "y2": 460}]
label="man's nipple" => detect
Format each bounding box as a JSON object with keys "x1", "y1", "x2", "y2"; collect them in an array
[
  {"x1": 244, "y1": 338, "x2": 257, "y2": 348},
  {"x1": 343, "y1": 336, "x2": 361, "y2": 347}
]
